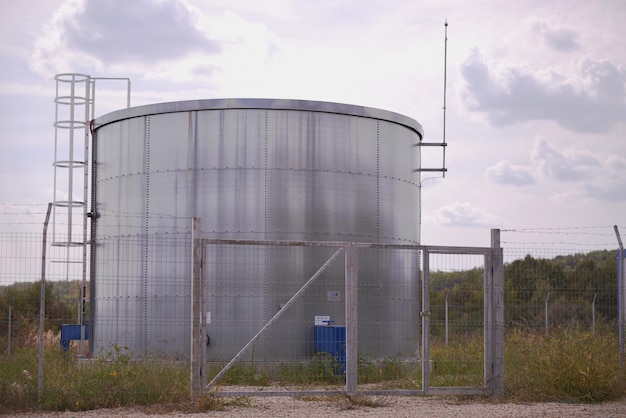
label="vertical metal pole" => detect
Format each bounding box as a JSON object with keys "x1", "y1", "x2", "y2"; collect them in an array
[
  {"x1": 7, "y1": 304, "x2": 11, "y2": 355},
  {"x1": 191, "y1": 218, "x2": 204, "y2": 397},
  {"x1": 39, "y1": 203, "x2": 52, "y2": 405},
  {"x1": 619, "y1": 251, "x2": 626, "y2": 366},
  {"x1": 126, "y1": 79, "x2": 132, "y2": 108},
  {"x1": 490, "y1": 228, "x2": 504, "y2": 396},
  {"x1": 441, "y1": 19, "x2": 448, "y2": 177},
  {"x1": 592, "y1": 293, "x2": 598, "y2": 336},
  {"x1": 345, "y1": 244, "x2": 358, "y2": 396},
  {"x1": 200, "y1": 242, "x2": 207, "y2": 392},
  {"x1": 80, "y1": 76, "x2": 91, "y2": 356},
  {"x1": 445, "y1": 289, "x2": 449, "y2": 346},
  {"x1": 88, "y1": 120, "x2": 98, "y2": 356},
  {"x1": 67, "y1": 77, "x2": 75, "y2": 265},
  {"x1": 484, "y1": 247, "x2": 494, "y2": 392},
  {"x1": 619, "y1": 248, "x2": 625, "y2": 366},
  {"x1": 616, "y1": 226, "x2": 625, "y2": 367},
  {"x1": 421, "y1": 249, "x2": 430, "y2": 394},
  {"x1": 545, "y1": 293, "x2": 550, "y2": 336}
]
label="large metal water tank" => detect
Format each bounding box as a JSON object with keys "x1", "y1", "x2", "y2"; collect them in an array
[{"x1": 91, "y1": 99, "x2": 422, "y2": 360}]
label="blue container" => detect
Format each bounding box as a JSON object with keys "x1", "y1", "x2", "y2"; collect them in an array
[
  {"x1": 314, "y1": 325, "x2": 346, "y2": 374},
  {"x1": 60, "y1": 324, "x2": 89, "y2": 351}
]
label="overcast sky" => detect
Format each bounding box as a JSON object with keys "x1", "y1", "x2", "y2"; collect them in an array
[{"x1": 1, "y1": 0, "x2": 624, "y2": 250}]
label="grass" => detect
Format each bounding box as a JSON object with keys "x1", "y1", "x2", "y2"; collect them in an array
[
  {"x1": 1, "y1": 329, "x2": 625, "y2": 413},
  {"x1": 0, "y1": 345, "x2": 237, "y2": 413},
  {"x1": 505, "y1": 328, "x2": 626, "y2": 402},
  {"x1": 430, "y1": 334, "x2": 484, "y2": 387}
]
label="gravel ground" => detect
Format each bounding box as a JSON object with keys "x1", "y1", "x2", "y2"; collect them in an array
[{"x1": 6, "y1": 396, "x2": 626, "y2": 418}]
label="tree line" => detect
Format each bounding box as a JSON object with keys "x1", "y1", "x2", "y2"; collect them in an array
[
  {"x1": 0, "y1": 281, "x2": 81, "y2": 350},
  {"x1": 430, "y1": 250, "x2": 618, "y2": 334},
  {"x1": 0, "y1": 249, "x2": 620, "y2": 349}
]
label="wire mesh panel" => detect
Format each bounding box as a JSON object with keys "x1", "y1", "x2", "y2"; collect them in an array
[
  {"x1": 93, "y1": 233, "x2": 192, "y2": 359},
  {"x1": 504, "y1": 247, "x2": 618, "y2": 334},
  {"x1": 427, "y1": 252, "x2": 486, "y2": 388},
  {"x1": 199, "y1": 240, "x2": 501, "y2": 396},
  {"x1": 355, "y1": 246, "x2": 421, "y2": 390},
  {"x1": 203, "y1": 242, "x2": 347, "y2": 389},
  {"x1": 0, "y1": 232, "x2": 84, "y2": 355}
]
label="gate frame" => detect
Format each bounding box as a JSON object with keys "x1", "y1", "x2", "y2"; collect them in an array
[{"x1": 191, "y1": 220, "x2": 503, "y2": 397}]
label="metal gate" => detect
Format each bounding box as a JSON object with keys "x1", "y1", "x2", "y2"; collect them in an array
[{"x1": 191, "y1": 220, "x2": 503, "y2": 397}]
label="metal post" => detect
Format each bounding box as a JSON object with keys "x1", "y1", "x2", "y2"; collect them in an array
[
  {"x1": 615, "y1": 226, "x2": 625, "y2": 367},
  {"x1": 619, "y1": 251, "x2": 626, "y2": 366},
  {"x1": 7, "y1": 304, "x2": 11, "y2": 355},
  {"x1": 445, "y1": 289, "x2": 449, "y2": 346},
  {"x1": 80, "y1": 77, "x2": 91, "y2": 356},
  {"x1": 490, "y1": 228, "x2": 504, "y2": 396},
  {"x1": 39, "y1": 203, "x2": 52, "y2": 405},
  {"x1": 545, "y1": 293, "x2": 551, "y2": 336},
  {"x1": 191, "y1": 218, "x2": 204, "y2": 398},
  {"x1": 421, "y1": 249, "x2": 430, "y2": 394},
  {"x1": 345, "y1": 244, "x2": 358, "y2": 396},
  {"x1": 592, "y1": 293, "x2": 598, "y2": 336},
  {"x1": 484, "y1": 238, "x2": 494, "y2": 392}
]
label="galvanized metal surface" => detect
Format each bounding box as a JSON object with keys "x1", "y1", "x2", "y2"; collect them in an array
[{"x1": 92, "y1": 99, "x2": 422, "y2": 360}]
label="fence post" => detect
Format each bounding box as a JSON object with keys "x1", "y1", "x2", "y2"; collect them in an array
[
  {"x1": 445, "y1": 289, "x2": 449, "y2": 346},
  {"x1": 545, "y1": 293, "x2": 550, "y2": 336},
  {"x1": 592, "y1": 293, "x2": 598, "y2": 336},
  {"x1": 7, "y1": 304, "x2": 11, "y2": 355},
  {"x1": 345, "y1": 244, "x2": 358, "y2": 396},
  {"x1": 191, "y1": 218, "x2": 205, "y2": 398},
  {"x1": 614, "y1": 226, "x2": 624, "y2": 366},
  {"x1": 617, "y1": 248, "x2": 626, "y2": 367},
  {"x1": 38, "y1": 203, "x2": 52, "y2": 406},
  {"x1": 490, "y1": 228, "x2": 504, "y2": 396},
  {"x1": 421, "y1": 249, "x2": 430, "y2": 394}
]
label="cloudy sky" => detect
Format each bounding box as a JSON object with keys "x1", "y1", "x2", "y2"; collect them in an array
[{"x1": 1, "y1": 0, "x2": 625, "y2": 250}]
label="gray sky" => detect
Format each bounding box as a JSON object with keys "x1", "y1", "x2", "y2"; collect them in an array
[{"x1": 1, "y1": 0, "x2": 624, "y2": 249}]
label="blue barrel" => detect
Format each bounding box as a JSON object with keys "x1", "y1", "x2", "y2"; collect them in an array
[
  {"x1": 60, "y1": 324, "x2": 89, "y2": 351},
  {"x1": 314, "y1": 325, "x2": 346, "y2": 374}
]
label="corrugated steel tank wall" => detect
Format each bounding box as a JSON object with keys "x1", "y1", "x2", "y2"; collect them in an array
[{"x1": 92, "y1": 99, "x2": 423, "y2": 360}]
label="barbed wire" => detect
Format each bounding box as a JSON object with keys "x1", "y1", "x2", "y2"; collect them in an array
[
  {"x1": 0, "y1": 203, "x2": 50, "y2": 206},
  {"x1": 2, "y1": 204, "x2": 624, "y2": 248},
  {"x1": 501, "y1": 226, "x2": 623, "y2": 250},
  {"x1": 502, "y1": 241, "x2": 617, "y2": 248},
  {"x1": 502, "y1": 226, "x2": 621, "y2": 235}
]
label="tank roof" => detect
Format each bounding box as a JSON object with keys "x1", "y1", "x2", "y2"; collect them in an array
[{"x1": 94, "y1": 98, "x2": 423, "y2": 138}]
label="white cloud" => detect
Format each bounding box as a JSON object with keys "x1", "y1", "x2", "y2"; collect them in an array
[
  {"x1": 459, "y1": 50, "x2": 626, "y2": 133},
  {"x1": 67, "y1": 0, "x2": 218, "y2": 62},
  {"x1": 577, "y1": 154, "x2": 626, "y2": 202},
  {"x1": 28, "y1": 0, "x2": 279, "y2": 82},
  {"x1": 483, "y1": 137, "x2": 625, "y2": 202},
  {"x1": 531, "y1": 138, "x2": 601, "y2": 182},
  {"x1": 433, "y1": 202, "x2": 503, "y2": 228},
  {"x1": 607, "y1": 155, "x2": 626, "y2": 172},
  {"x1": 531, "y1": 20, "x2": 581, "y2": 53},
  {"x1": 484, "y1": 161, "x2": 535, "y2": 186}
]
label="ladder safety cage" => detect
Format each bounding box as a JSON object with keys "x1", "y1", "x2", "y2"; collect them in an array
[{"x1": 52, "y1": 73, "x2": 131, "y2": 355}]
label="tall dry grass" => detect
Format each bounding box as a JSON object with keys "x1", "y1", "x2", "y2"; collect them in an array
[
  {"x1": 505, "y1": 328, "x2": 626, "y2": 402},
  {"x1": 2, "y1": 328, "x2": 626, "y2": 413}
]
